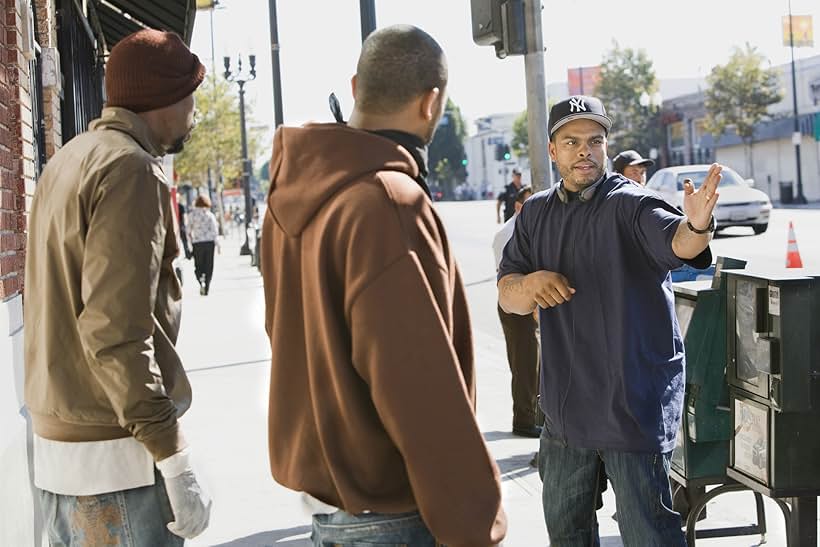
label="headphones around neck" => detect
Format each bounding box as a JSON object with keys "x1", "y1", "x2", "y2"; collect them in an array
[{"x1": 556, "y1": 176, "x2": 604, "y2": 204}]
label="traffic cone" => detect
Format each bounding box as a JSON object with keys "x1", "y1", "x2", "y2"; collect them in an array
[{"x1": 786, "y1": 221, "x2": 803, "y2": 268}]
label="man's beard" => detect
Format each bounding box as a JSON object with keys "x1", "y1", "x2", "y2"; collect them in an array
[
  {"x1": 166, "y1": 126, "x2": 194, "y2": 155},
  {"x1": 166, "y1": 136, "x2": 186, "y2": 154},
  {"x1": 559, "y1": 162, "x2": 605, "y2": 190}
]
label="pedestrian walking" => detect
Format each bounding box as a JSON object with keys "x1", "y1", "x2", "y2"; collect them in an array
[
  {"x1": 24, "y1": 29, "x2": 211, "y2": 545},
  {"x1": 493, "y1": 185, "x2": 541, "y2": 438},
  {"x1": 498, "y1": 94, "x2": 719, "y2": 546},
  {"x1": 189, "y1": 194, "x2": 220, "y2": 295},
  {"x1": 260, "y1": 24, "x2": 506, "y2": 547}
]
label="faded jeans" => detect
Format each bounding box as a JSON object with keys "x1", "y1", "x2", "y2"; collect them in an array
[
  {"x1": 38, "y1": 470, "x2": 183, "y2": 547},
  {"x1": 312, "y1": 509, "x2": 438, "y2": 546},
  {"x1": 538, "y1": 434, "x2": 686, "y2": 547}
]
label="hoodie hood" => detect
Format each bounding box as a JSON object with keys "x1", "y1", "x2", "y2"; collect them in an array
[
  {"x1": 89, "y1": 107, "x2": 165, "y2": 157},
  {"x1": 267, "y1": 123, "x2": 419, "y2": 237}
]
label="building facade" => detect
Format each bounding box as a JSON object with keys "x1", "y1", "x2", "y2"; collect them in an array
[{"x1": 661, "y1": 54, "x2": 820, "y2": 202}]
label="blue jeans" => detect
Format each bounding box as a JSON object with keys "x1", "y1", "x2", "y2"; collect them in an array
[
  {"x1": 312, "y1": 510, "x2": 438, "y2": 546},
  {"x1": 38, "y1": 471, "x2": 183, "y2": 547},
  {"x1": 538, "y1": 435, "x2": 685, "y2": 547}
]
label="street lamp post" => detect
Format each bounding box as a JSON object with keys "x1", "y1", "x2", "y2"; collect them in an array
[
  {"x1": 787, "y1": 0, "x2": 807, "y2": 204},
  {"x1": 223, "y1": 54, "x2": 256, "y2": 256},
  {"x1": 639, "y1": 90, "x2": 663, "y2": 163}
]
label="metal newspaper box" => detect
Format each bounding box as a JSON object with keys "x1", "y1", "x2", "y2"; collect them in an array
[{"x1": 724, "y1": 269, "x2": 820, "y2": 496}]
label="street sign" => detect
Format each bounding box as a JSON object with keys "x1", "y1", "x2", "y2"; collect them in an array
[
  {"x1": 815, "y1": 112, "x2": 820, "y2": 141},
  {"x1": 782, "y1": 15, "x2": 814, "y2": 47}
]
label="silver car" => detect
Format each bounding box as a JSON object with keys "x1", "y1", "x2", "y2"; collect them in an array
[{"x1": 646, "y1": 164, "x2": 772, "y2": 234}]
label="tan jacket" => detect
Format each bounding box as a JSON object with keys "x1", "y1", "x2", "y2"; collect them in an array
[
  {"x1": 24, "y1": 107, "x2": 190, "y2": 461},
  {"x1": 261, "y1": 124, "x2": 506, "y2": 546}
]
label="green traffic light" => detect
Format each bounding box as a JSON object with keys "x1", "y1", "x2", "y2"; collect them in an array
[
  {"x1": 503, "y1": 153, "x2": 511, "y2": 160},
  {"x1": 461, "y1": 159, "x2": 468, "y2": 166}
]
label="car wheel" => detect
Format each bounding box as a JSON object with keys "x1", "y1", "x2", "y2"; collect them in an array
[{"x1": 753, "y1": 224, "x2": 768, "y2": 235}]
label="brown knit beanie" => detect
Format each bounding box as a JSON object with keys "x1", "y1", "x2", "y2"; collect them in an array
[{"x1": 105, "y1": 29, "x2": 206, "y2": 113}]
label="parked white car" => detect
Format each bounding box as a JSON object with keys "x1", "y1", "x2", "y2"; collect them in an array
[{"x1": 646, "y1": 164, "x2": 772, "y2": 234}]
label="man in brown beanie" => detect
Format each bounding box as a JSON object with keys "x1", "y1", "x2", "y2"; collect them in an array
[{"x1": 25, "y1": 29, "x2": 210, "y2": 545}]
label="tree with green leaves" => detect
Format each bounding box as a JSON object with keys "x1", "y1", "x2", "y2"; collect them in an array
[
  {"x1": 174, "y1": 74, "x2": 265, "y2": 190},
  {"x1": 595, "y1": 42, "x2": 662, "y2": 159},
  {"x1": 511, "y1": 110, "x2": 528, "y2": 158},
  {"x1": 429, "y1": 98, "x2": 467, "y2": 198},
  {"x1": 704, "y1": 44, "x2": 782, "y2": 177}
]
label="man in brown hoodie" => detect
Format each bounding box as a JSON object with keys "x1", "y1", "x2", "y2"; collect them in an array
[{"x1": 260, "y1": 25, "x2": 506, "y2": 546}]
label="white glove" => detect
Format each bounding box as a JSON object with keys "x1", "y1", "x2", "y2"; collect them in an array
[{"x1": 156, "y1": 448, "x2": 212, "y2": 539}]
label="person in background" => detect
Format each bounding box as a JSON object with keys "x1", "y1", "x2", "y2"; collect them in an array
[
  {"x1": 493, "y1": 185, "x2": 541, "y2": 438},
  {"x1": 24, "y1": 29, "x2": 211, "y2": 545},
  {"x1": 189, "y1": 194, "x2": 220, "y2": 296},
  {"x1": 612, "y1": 149, "x2": 654, "y2": 186},
  {"x1": 496, "y1": 166, "x2": 523, "y2": 223}
]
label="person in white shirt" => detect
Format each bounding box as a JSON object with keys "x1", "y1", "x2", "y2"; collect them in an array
[
  {"x1": 189, "y1": 194, "x2": 220, "y2": 295},
  {"x1": 493, "y1": 185, "x2": 541, "y2": 437}
]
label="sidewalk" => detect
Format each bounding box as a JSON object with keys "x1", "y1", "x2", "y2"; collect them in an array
[{"x1": 177, "y1": 231, "x2": 789, "y2": 546}]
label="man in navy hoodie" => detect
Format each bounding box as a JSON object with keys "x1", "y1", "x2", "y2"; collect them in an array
[{"x1": 498, "y1": 95, "x2": 720, "y2": 546}]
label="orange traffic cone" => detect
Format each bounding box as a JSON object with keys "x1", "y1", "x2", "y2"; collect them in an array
[{"x1": 786, "y1": 221, "x2": 803, "y2": 268}]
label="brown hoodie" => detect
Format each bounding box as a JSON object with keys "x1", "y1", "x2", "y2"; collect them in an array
[{"x1": 261, "y1": 123, "x2": 506, "y2": 546}]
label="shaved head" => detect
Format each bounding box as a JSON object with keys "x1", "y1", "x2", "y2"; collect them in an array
[{"x1": 355, "y1": 25, "x2": 447, "y2": 115}]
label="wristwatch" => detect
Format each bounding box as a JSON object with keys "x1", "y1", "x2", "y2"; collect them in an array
[{"x1": 686, "y1": 215, "x2": 716, "y2": 234}]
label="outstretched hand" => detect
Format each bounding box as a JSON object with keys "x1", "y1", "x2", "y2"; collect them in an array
[{"x1": 682, "y1": 163, "x2": 722, "y2": 231}]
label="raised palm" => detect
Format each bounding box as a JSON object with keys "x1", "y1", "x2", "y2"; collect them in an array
[{"x1": 682, "y1": 163, "x2": 722, "y2": 231}]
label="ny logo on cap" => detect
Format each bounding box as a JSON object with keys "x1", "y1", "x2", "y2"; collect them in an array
[{"x1": 569, "y1": 97, "x2": 588, "y2": 113}]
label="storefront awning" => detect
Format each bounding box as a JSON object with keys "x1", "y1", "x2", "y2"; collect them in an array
[{"x1": 93, "y1": 0, "x2": 197, "y2": 50}]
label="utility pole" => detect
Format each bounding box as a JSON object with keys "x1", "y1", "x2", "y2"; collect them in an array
[
  {"x1": 268, "y1": 0, "x2": 284, "y2": 128},
  {"x1": 523, "y1": 0, "x2": 552, "y2": 191},
  {"x1": 787, "y1": 0, "x2": 806, "y2": 204},
  {"x1": 360, "y1": 0, "x2": 376, "y2": 42}
]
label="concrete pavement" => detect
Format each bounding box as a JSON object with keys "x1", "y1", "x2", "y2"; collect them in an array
[{"x1": 177, "y1": 212, "x2": 796, "y2": 546}]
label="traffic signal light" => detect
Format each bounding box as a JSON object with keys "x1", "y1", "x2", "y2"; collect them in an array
[
  {"x1": 461, "y1": 158, "x2": 468, "y2": 166},
  {"x1": 470, "y1": 0, "x2": 526, "y2": 59},
  {"x1": 494, "y1": 143, "x2": 511, "y2": 161}
]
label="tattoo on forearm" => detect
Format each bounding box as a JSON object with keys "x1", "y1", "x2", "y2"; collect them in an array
[{"x1": 501, "y1": 276, "x2": 526, "y2": 296}]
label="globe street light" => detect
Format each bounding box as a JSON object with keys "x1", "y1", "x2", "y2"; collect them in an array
[{"x1": 223, "y1": 54, "x2": 256, "y2": 256}]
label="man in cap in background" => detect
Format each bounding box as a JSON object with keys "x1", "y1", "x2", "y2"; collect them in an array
[
  {"x1": 613, "y1": 149, "x2": 655, "y2": 186},
  {"x1": 498, "y1": 94, "x2": 721, "y2": 546},
  {"x1": 25, "y1": 29, "x2": 211, "y2": 544}
]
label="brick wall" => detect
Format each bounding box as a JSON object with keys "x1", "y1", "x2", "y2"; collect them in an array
[{"x1": 0, "y1": 0, "x2": 25, "y2": 301}]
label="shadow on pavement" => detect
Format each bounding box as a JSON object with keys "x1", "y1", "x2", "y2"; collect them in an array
[
  {"x1": 483, "y1": 430, "x2": 517, "y2": 443},
  {"x1": 212, "y1": 525, "x2": 312, "y2": 546},
  {"x1": 495, "y1": 452, "x2": 538, "y2": 481}
]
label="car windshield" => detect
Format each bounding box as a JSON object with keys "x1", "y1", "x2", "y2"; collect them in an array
[{"x1": 676, "y1": 169, "x2": 742, "y2": 190}]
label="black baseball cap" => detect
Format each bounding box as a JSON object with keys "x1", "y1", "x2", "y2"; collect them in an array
[
  {"x1": 612, "y1": 150, "x2": 654, "y2": 174},
  {"x1": 548, "y1": 95, "x2": 612, "y2": 139}
]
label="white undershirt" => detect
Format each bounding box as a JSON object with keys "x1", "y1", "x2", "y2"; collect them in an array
[
  {"x1": 33, "y1": 434, "x2": 155, "y2": 496},
  {"x1": 493, "y1": 213, "x2": 517, "y2": 271}
]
